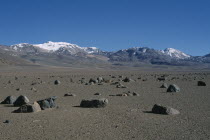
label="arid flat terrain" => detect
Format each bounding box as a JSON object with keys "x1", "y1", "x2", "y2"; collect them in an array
[{"x1": 0, "y1": 67, "x2": 210, "y2": 140}]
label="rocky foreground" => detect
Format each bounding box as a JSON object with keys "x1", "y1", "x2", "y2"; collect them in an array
[{"x1": 0, "y1": 69, "x2": 210, "y2": 140}]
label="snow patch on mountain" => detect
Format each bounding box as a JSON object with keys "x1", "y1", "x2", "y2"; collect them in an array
[
  {"x1": 162, "y1": 48, "x2": 190, "y2": 59},
  {"x1": 34, "y1": 41, "x2": 81, "y2": 52}
]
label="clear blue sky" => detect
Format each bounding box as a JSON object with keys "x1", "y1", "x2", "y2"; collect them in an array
[{"x1": 0, "y1": 0, "x2": 209, "y2": 56}]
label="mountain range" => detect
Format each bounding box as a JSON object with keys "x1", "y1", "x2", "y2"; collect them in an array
[{"x1": 0, "y1": 41, "x2": 209, "y2": 67}]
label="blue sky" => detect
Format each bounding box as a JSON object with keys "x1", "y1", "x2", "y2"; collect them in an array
[{"x1": 0, "y1": 0, "x2": 209, "y2": 56}]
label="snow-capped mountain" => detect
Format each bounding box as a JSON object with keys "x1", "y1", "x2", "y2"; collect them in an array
[
  {"x1": 7, "y1": 41, "x2": 100, "y2": 55},
  {"x1": 34, "y1": 41, "x2": 81, "y2": 52},
  {"x1": 109, "y1": 47, "x2": 190, "y2": 61},
  {"x1": 161, "y1": 48, "x2": 190, "y2": 59},
  {"x1": 0, "y1": 41, "x2": 209, "y2": 66}
]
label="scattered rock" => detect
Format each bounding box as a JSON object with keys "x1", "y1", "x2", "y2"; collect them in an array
[
  {"x1": 123, "y1": 77, "x2": 134, "y2": 82},
  {"x1": 37, "y1": 96, "x2": 57, "y2": 110},
  {"x1": 80, "y1": 98, "x2": 108, "y2": 108},
  {"x1": 3, "y1": 120, "x2": 10, "y2": 123},
  {"x1": 97, "y1": 77, "x2": 104, "y2": 83},
  {"x1": 89, "y1": 78, "x2": 98, "y2": 84},
  {"x1": 13, "y1": 102, "x2": 41, "y2": 113},
  {"x1": 197, "y1": 81, "x2": 206, "y2": 86},
  {"x1": 64, "y1": 93, "x2": 76, "y2": 97},
  {"x1": 160, "y1": 83, "x2": 168, "y2": 88},
  {"x1": 16, "y1": 88, "x2": 21, "y2": 91},
  {"x1": 1, "y1": 96, "x2": 16, "y2": 104},
  {"x1": 54, "y1": 80, "x2": 61, "y2": 85},
  {"x1": 167, "y1": 84, "x2": 180, "y2": 92},
  {"x1": 13, "y1": 95, "x2": 30, "y2": 107},
  {"x1": 152, "y1": 104, "x2": 180, "y2": 115},
  {"x1": 116, "y1": 93, "x2": 128, "y2": 96},
  {"x1": 132, "y1": 92, "x2": 140, "y2": 96},
  {"x1": 94, "y1": 93, "x2": 101, "y2": 95},
  {"x1": 157, "y1": 77, "x2": 166, "y2": 81}
]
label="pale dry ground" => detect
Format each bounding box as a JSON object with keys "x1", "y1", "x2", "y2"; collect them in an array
[{"x1": 0, "y1": 67, "x2": 210, "y2": 140}]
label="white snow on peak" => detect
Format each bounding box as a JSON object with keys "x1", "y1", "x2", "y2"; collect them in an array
[
  {"x1": 33, "y1": 41, "x2": 81, "y2": 52},
  {"x1": 162, "y1": 48, "x2": 190, "y2": 59}
]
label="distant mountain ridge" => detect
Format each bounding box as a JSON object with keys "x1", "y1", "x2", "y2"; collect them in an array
[{"x1": 0, "y1": 41, "x2": 209, "y2": 67}]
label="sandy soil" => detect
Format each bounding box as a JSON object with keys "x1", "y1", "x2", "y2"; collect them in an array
[{"x1": 0, "y1": 67, "x2": 210, "y2": 140}]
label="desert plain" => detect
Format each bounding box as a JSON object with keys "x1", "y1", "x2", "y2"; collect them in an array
[{"x1": 0, "y1": 66, "x2": 210, "y2": 140}]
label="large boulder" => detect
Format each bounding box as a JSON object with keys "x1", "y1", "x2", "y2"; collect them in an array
[
  {"x1": 167, "y1": 84, "x2": 180, "y2": 92},
  {"x1": 13, "y1": 95, "x2": 30, "y2": 107},
  {"x1": 197, "y1": 81, "x2": 206, "y2": 86},
  {"x1": 80, "y1": 98, "x2": 108, "y2": 108},
  {"x1": 37, "y1": 96, "x2": 57, "y2": 110},
  {"x1": 152, "y1": 104, "x2": 180, "y2": 115},
  {"x1": 1, "y1": 96, "x2": 16, "y2": 104},
  {"x1": 13, "y1": 102, "x2": 41, "y2": 113}
]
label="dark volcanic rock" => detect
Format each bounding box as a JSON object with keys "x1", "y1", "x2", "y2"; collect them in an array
[
  {"x1": 167, "y1": 84, "x2": 180, "y2": 92},
  {"x1": 152, "y1": 104, "x2": 180, "y2": 115},
  {"x1": 13, "y1": 102, "x2": 41, "y2": 113},
  {"x1": 54, "y1": 80, "x2": 61, "y2": 85},
  {"x1": 37, "y1": 96, "x2": 57, "y2": 110},
  {"x1": 1, "y1": 96, "x2": 16, "y2": 104},
  {"x1": 197, "y1": 81, "x2": 206, "y2": 86},
  {"x1": 13, "y1": 95, "x2": 29, "y2": 106},
  {"x1": 80, "y1": 98, "x2": 108, "y2": 108}
]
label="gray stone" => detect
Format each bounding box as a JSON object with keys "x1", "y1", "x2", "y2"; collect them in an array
[
  {"x1": 152, "y1": 104, "x2": 180, "y2": 115},
  {"x1": 1, "y1": 96, "x2": 16, "y2": 104},
  {"x1": 97, "y1": 77, "x2": 104, "y2": 83},
  {"x1": 167, "y1": 84, "x2": 180, "y2": 92},
  {"x1": 37, "y1": 96, "x2": 57, "y2": 110},
  {"x1": 13, "y1": 102, "x2": 41, "y2": 113},
  {"x1": 64, "y1": 93, "x2": 76, "y2": 97},
  {"x1": 80, "y1": 98, "x2": 108, "y2": 108},
  {"x1": 13, "y1": 95, "x2": 29, "y2": 106}
]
